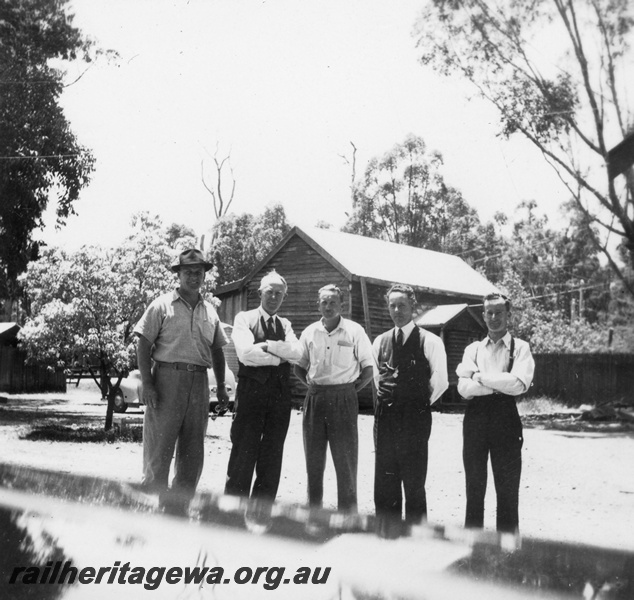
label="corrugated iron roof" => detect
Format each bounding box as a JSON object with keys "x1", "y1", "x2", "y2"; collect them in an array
[
  {"x1": 0, "y1": 322, "x2": 20, "y2": 343},
  {"x1": 301, "y1": 227, "x2": 498, "y2": 299},
  {"x1": 416, "y1": 304, "x2": 470, "y2": 327}
]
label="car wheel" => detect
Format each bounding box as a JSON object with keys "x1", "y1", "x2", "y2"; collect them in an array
[
  {"x1": 210, "y1": 402, "x2": 228, "y2": 417},
  {"x1": 113, "y1": 389, "x2": 128, "y2": 413}
]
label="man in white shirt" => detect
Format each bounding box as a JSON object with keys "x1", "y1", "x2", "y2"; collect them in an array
[
  {"x1": 224, "y1": 270, "x2": 302, "y2": 501},
  {"x1": 295, "y1": 284, "x2": 374, "y2": 512},
  {"x1": 373, "y1": 284, "x2": 448, "y2": 530},
  {"x1": 456, "y1": 293, "x2": 535, "y2": 533}
]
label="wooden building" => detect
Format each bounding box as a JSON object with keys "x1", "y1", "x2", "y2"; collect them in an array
[
  {"x1": 214, "y1": 226, "x2": 498, "y2": 406},
  {"x1": 0, "y1": 322, "x2": 65, "y2": 393}
]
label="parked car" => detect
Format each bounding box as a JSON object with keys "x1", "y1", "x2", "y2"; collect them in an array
[
  {"x1": 111, "y1": 322, "x2": 238, "y2": 414},
  {"x1": 112, "y1": 363, "x2": 236, "y2": 414}
]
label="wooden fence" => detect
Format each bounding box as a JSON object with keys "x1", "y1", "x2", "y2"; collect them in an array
[
  {"x1": 0, "y1": 346, "x2": 65, "y2": 394},
  {"x1": 529, "y1": 353, "x2": 634, "y2": 405}
]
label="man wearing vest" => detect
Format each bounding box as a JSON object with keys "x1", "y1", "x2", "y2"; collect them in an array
[
  {"x1": 225, "y1": 270, "x2": 302, "y2": 501},
  {"x1": 373, "y1": 284, "x2": 448, "y2": 529},
  {"x1": 295, "y1": 284, "x2": 375, "y2": 513},
  {"x1": 456, "y1": 293, "x2": 535, "y2": 533}
]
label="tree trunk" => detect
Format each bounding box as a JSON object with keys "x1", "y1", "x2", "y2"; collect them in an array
[{"x1": 100, "y1": 369, "x2": 115, "y2": 431}]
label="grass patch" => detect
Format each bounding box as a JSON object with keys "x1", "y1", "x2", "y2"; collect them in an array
[
  {"x1": 517, "y1": 396, "x2": 581, "y2": 416},
  {"x1": 21, "y1": 422, "x2": 143, "y2": 443},
  {"x1": 517, "y1": 396, "x2": 634, "y2": 434}
]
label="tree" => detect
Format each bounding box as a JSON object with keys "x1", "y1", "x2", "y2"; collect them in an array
[
  {"x1": 18, "y1": 214, "x2": 201, "y2": 430},
  {"x1": 489, "y1": 199, "x2": 612, "y2": 320},
  {"x1": 495, "y1": 268, "x2": 610, "y2": 352},
  {"x1": 343, "y1": 134, "x2": 495, "y2": 258},
  {"x1": 0, "y1": 0, "x2": 101, "y2": 303},
  {"x1": 483, "y1": 199, "x2": 633, "y2": 352},
  {"x1": 211, "y1": 203, "x2": 291, "y2": 285},
  {"x1": 111, "y1": 212, "x2": 200, "y2": 342},
  {"x1": 201, "y1": 147, "x2": 236, "y2": 219},
  {"x1": 19, "y1": 246, "x2": 132, "y2": 431},
  {"x1": 414, "y1": 0, "x2": 634, "y2": 296}
]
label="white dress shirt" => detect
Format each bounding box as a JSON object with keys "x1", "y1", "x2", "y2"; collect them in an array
[
  {"x1": 297, "y1": 317, "x2": 375, "y2": 385},
  {"x1": 232, "y1": 306, "x2": 302, "y2": 367},
  {"x1": 372, "y1": 320, "x2": 449, "y2": 405},
  {"x1": 456, "y1": 332, "x2": 535, "y2": 399}
]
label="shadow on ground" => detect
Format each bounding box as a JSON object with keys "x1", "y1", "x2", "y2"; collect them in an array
[
  {"x1": 21, "y1": 422, "x2": 144, "y2": 443},
  {"x1": 522, "y1": 413, "x2": 634, "y2": 435},
  {"x1": 0, "y1": 406, "x2": 104, "y2": 426}
]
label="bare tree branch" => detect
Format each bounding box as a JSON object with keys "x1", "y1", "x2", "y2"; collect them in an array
[{"x1": 201, "y1": 149, "x2": 236, "y2": 219}]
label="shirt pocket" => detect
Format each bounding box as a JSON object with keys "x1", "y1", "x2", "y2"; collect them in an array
[
  {"x1": 200, "y1": 319, "x2": 217, "y2": 345},
  {"x1": 333, "y1": 344, "x2": 354, "y2": 368}
]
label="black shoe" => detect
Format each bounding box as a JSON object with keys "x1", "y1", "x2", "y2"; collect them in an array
[{"x1": 159, "y1": 489, "x2": 192, "y2": 517}]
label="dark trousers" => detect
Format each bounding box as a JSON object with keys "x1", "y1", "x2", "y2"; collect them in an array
[
  {"x1": 303, "y1": 383, "x2": 359, "y2": 511},
  {"x1": 463, "y1": 395, "x2": 523, "y2": 533},
  {"x1": 374, "y1": 401, "x2": 432, "y2": 524},
  {"x1": 225, "y1": 376, "x2": 291, "y2": 500}
]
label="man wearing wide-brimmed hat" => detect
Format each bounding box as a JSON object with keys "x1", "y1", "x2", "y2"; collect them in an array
[{"x1": 133, "y1": 248, "x2": 229, "y2": 505}]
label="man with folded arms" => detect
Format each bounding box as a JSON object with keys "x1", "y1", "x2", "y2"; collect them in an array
[
  {"x1": 134, "y1": 248, "x2": 229, "y2": 500},
  {"x1": 225, "y1": 270, "x2": 302, "y2": 501},
  {"x1": 456, "y1": 293, "x2": 535, "y2": 533},
  {"x1": 295, "y1": 284, "x2": 374, "y2": 512}
]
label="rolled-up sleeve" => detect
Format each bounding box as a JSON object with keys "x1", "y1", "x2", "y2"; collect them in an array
[
  {"x1": 456, "y1": 341, "x2": 495, "y2": 399},
  {"x1": 424, "y1": 332, "x2": 449, "y2": 404},
  {"x1": 355, "y1": 329, "x2": 375, "y2": 371},
  {"x1": 267, "y1": 319, "x2": 302, "y2": 364},
  {"x1": 372, "y1": 336, "x2": 382, "y2": 387},
  {"x1": 457, "y1": 338, "x2": 535, "y2": 398},
  {"x1": 479, "y1": 340, "x2": 535, "y2": 396},
  {"x1": 232, "y1": 312, "x2": 281, "y2": 367}
]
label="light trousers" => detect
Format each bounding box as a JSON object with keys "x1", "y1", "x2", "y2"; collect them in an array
[{"x1": 142, "y1": 366, "x2": 209, "y2": 495}]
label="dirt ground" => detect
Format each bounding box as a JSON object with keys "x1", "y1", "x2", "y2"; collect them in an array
[{"x1": 1, "y1": 381, "x2": 633, "y2": 553}]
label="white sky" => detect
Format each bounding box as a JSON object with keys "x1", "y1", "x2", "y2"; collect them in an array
[{"x1": 41, "y1": 0, "x2": 568, "y2": 250}]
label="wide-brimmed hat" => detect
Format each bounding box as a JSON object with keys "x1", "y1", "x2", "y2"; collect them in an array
[{"x1": 170, "y1": 249, "x2": 214, "y2": 272}]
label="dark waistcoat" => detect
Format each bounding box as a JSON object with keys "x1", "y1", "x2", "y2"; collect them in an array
[
  {"x1": 237, "y1": 315, "x2": 291, "y2": 385},
  {"x1": 376, "y1": 326, "x2": 431, "y2": 406}
]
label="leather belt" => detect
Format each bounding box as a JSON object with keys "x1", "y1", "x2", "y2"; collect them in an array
[
  {"x1": 155, "y1": 361, "x2": 207, "y2": 373},
  {"x1": 308, "y1": 382, "x2": 356, "y2": 391}
]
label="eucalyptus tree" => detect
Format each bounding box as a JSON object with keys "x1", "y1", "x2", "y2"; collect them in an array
[
  {"x1": 343, "y1": 134, "x2": 495, "y2": 265},
  {"x1": 211, "y1": 203, "x2": 291, "y2": 285},
  {"x1": 0, "y1": 0, "x2": 106, "y2": 301},
  {"x1": 414, "y1": 0, "x2": 634, "y2": 295}
]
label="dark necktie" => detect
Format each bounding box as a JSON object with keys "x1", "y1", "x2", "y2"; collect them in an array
[
  {"x1": 266, "y1": 317, "x2": 276, "y2": 339},
  {"x1": 396, "y1": 328, "x2": 403, "y2": 348}
]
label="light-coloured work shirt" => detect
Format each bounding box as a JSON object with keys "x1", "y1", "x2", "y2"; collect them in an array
[
  {"x1": 372, "y1": 320, "x2": 449, "y2": 404},
  {"x1": 456, "y1": 332, "x2": 535, "y2": 399},
  {"x1": 297, "y1": 317, "x2": 374, "y2": 386},
  {"x1": 133, "y1": 290, "x2": 227, "y2": 367},
  {"x1": 232, "y1": 306, "x2": 302, "y2": 367}
]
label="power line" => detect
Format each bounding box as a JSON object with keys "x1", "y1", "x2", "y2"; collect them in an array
[
  {"x1": 0, "y1": 153, "x2": 86, "y2": 160},
  {"x1": 527, "y1": 282, "x2": 610, "y2": 301}
]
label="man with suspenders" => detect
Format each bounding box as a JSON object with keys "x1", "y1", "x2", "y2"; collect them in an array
[{"x1": 456, "y1": 293, "x2": 535, "y2": 533}]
